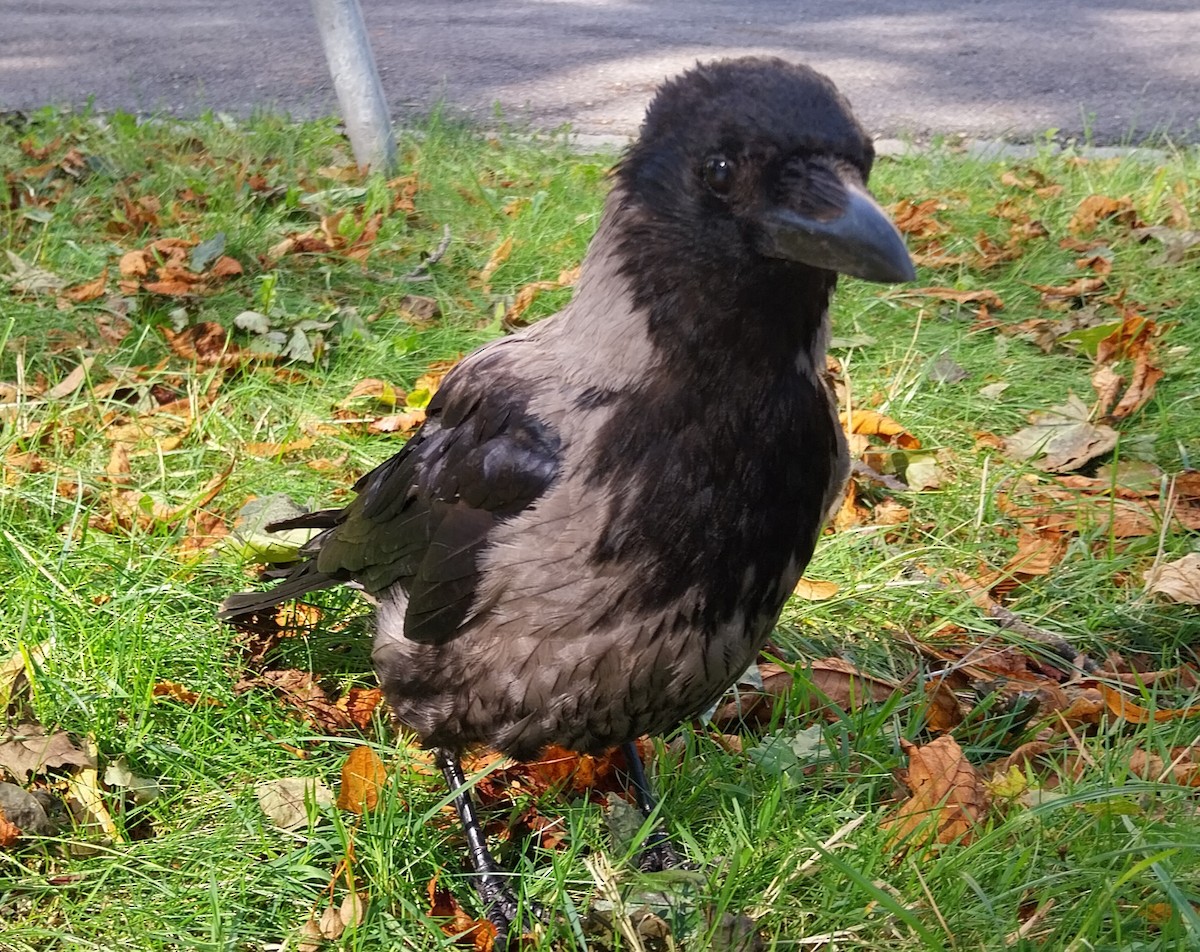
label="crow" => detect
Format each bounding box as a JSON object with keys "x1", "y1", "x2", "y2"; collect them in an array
[{"x1": 221, "y1": 56, "x2": 914, "y2": 942}]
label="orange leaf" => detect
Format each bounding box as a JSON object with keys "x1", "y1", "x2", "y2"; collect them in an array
[
  {"x1": 0, "y1": 814, "x2": 19, "y2": 848},
  {"x1": 337, "y1": 687, "x2": 384, "y2": 730},
  {"x1": 1068, "y1": 194, "x2": 1139, "y2": 236},
  {"x1": 426, "y1": 877, "x2": 497, "y2": 950},
  {"x1": 61, "y1": 269, "x2": 109, "y2": 303},
  {"x1": 841, "y1": 409, "x2": 921, "y2": 449},
  {"x1": 337, "y1": 746, "x2": 388, "y2": 814},
  {"x1": 210, "y1": 255, "x2": 244, "y2": 278},
  {"x1": 476, "y1": 235, "x2": 513, "y2": 290},
  {"x1": 923, "y1": 678, "x2": 966, "y2": 734},
  {"x1": 151, "y1": 680, "x2": 222, "y2": 707},
  {"x1": 793, "y1": 578, "x2": 839, "y2": 601},
  {"x1": 885, "y1": 735, "x2": 989, "y2": 855},
  {"x1": 1098, "y1": 684, "x2": 1200, "y2": 724}
]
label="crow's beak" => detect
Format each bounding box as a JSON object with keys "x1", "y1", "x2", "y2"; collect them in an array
[{"x1": 757, "y1": 165, "x2": 916, "y2": 284}]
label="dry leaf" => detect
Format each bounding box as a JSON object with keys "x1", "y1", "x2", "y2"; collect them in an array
[
  {"x1": 888, "y1": 198, "x2": 947, "y2": 238},
  {"x1": 427, "y1": 876, "x2": 498, "y2": 950},
  {"x1": 1144, "y1": 553, "x2": 1200, "y2": 604},
  {"x1": 337, "y1": 746, "x2": 387, "y2": 814},
  {"x1": 1127, "y1": 748, "x2": 1200, "y2": 787},
  {"x1": 0, "y1": 723, "x2": 95, "y2": 782},
  {"x1": 842, "y1": 409, "x2": 921, "y2": 449},
  {"x1": 1110, "y1": 347, "x2": 1163, "y2": 421},
  {"x1": 151, "y1": 680, "x2": 222, "y2": 707},
  {"x1": 340, "y1": 378, "x2": 403, "y2": 409},
  {"x1": 234, "y1": 669, "x2": 354, "y2": 733},
  {"x1": 104, "y1": 442, "x2": 131, "y2": 484},
  {"x1": 923, "y1": 678, "x2": 966, "y2": 733},
  {"x1": 477, "y1": 235, "x2": 513, "y2": 290},
  {"x1": 60, "y1": 269, "x2": 109, "y2": 304},
  {"x1": 885, "y1": 735, "x2": 989, "y2": 855},
  {"x1": 256, "y1": 777, "x2": 334, "y2": 830},
  {"x1": 1003, "y1": 393, "x2": 1118, "y2": 472},
  {"x1": 793, "y1": 578, "x2": 839, "y2": 601},
  {"x1": 336, "y1": 686, "x2": 384, "y2": 730},
  {"x1": 904, "y1": 287, "x2": 1005, "y2": 309},
  {"x1": 242, "y1": 437, "x2": 316, "y2": 458},
  {"x1": 369, "y1": 410, "x2": 425, "y2": 435},
  {"x1": 161, "y1": 322, "x2": 245, "y2": 366},
  {"x1": 398, "y1": 294, "x2": 440, "y2": 324},
  {"x1": 1069, "y1": 194, "x2": 1139, "y2": 236},
  {"x1": 1098, "y1": 683, "x2": 1200, "y2": 725}
]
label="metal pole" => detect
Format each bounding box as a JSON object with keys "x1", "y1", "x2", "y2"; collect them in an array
[{"x1": 310, "y1": 0, "x2": 397, "y2": 173}]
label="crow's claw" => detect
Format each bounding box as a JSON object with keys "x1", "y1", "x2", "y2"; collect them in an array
[
  {"x1": 477, "y1": 872, "x2": 545, "y2": 950},
  {"x1": 635, "y1": 830, "x2": 696, "y2": 873}
]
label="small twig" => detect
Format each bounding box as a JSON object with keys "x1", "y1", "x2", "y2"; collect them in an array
[{"x1": 400, "y1": 224, "x2": 451, "y2": 281}]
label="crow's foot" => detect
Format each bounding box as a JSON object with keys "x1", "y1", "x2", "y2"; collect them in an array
[
  {"x1": 635, "y1": 830, "x2": 697, "y2": 873},
  {"x1": 475, "y1": 871, "x2": 545, "y2": 950}
]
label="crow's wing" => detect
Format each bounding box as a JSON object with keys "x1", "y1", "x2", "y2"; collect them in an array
[{"x1": 221, "y1": 342, "x2": 562, "y2": 644}]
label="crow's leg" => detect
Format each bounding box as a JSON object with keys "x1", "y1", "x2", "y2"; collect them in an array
[
  {"x1": 621, "y1": 741, "x2": 693, "y2": 872},
  {"x1": 436, "y1": 748, "x2": 540, "y2": 945}
]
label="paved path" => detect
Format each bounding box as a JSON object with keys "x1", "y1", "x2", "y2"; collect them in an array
[{"x1": 3, "y1": 1, "x2": 1197, "y2": 144}]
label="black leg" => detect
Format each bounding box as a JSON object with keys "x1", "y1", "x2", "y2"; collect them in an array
[
  {"x1": 620, "y1": 741, "x2": 693, "y2": 872},
  {"x1": 436, "y1": 748, "x2": 538, "y2": 946}
]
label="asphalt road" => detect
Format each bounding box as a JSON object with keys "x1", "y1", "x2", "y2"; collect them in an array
[{"x1": 3, "y1": 1, "x2": 1198, "y2": 145}]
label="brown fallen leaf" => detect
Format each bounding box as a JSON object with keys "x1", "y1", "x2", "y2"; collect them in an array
[
  {"x1": 0, "y1": 723, "x2": 95, "y2": 782},
  {"x1": 161, "y1": 322, "x2": 248, "y2": 366},
  {"x1": 1091, "y1": 363, "x2": 1124, "y2": 418},
  {"x1": 242, "y1": 437, "x2": 316, "y2": 458},
  {"x1": 923, "y1": 678, "x2": 967, "y2": 733},
  {"x1": 884, "y1": 735, "x2": 989, "y2": 855},
  {"x1": 427, "y1": 876, "x2": 498, "y2": 950},
  {"x1": 234, "y1": 670, "x2": 354, "y2": 733},
  {"x1": 0, "y1": 813, "x2": 19, "y2": 848},
  {"x1": 1144, "y1": 553, "x2": 1200, "y2": 604},
  {"x1": 337, "y1": 745, "x2": 388, "y2": 814},
  {"x1": 1109, "y1": 347, "x2": 1163, "y2": 421},
  {"x1": 710, "y1": 657, "x2": 897, "y2": 731},
  {"x1": 1068, "y1": 194, "x2": 1140, "y2": 236},
  {"x1": 998, "y1": 471, "x2": 1200, "y2": 539},
  {"x1": 1003, "y1": 393, "x2": 1118, "y2": 472},
  {"x1": 1127, "y1": 747, "x2": 1200, "y2": 787},
  {"x1": 1098, "y1": 683, "x2": 1200, "y2": 725},
  {"x1": 476, "y1": 235, "x2": 513, "y2": 291},
  {"x1": 902, "y1": 287, "x2": 1005, "y2": 309},
  {"x1": 151, "y1": 680, "x2": 222, "y2": 707},
  {"x1": 793, "y1": 578, "x2": 839, "y2": 601},
  {"x1": 59, "y1": 269, "x2": 109, "y2": 305},
  {"x1": 337, "y1": 687, "x2": 384, "y2": 730},
  {"x1": 1132, "y1": 224, "x2": 1200, "y2": 265},
  {"x1": 339, "y1": 378, "x2": 404, "y2": 409},
  {"x1": 103, "y1": 442, "x2": 132, "y2": 485},
  {"x1": 887, "y1": 198, "x2": 948, "y2": 239},
  {"x1": 1031, "y1": 276, "x2": 1107, "y2": 307},
  {"x1": 398, "y1": 294, "x2": 440, "y2": 325},
  {"x1": 369, "y1": 409, "x2": 426, "y2": 435},
  {"x1": 841, "y1": 408, "x2": 921, "y2": 449}
]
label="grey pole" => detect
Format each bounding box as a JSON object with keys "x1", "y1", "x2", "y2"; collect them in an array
[{"x1": 310, "y1": 0, "x2": 397, "y2": 173}]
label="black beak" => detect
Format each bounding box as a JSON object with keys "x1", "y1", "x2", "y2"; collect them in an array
[{"x1": 757, "y1": 165, "x2": 916, "y2": 284}]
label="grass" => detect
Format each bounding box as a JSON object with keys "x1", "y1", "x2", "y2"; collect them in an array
[{"x1": 1, "y1": 104, "x2": 1199, "y2": 951}]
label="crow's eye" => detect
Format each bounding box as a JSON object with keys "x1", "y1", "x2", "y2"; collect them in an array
[{"x1": 703, "y1": 155, "x2": 734, "y2": 195}]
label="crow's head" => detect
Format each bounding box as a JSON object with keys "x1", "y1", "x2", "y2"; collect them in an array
[{"x1": 616, "y1": 57, "x2": 914, "y2": 287}]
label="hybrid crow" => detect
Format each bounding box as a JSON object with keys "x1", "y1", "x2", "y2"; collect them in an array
[{"x1": 221, "y1": 56, "x2": 914, "y2": 942}]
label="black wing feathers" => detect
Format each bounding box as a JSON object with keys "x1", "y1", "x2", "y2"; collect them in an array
[{"x1": 223, "y1": 356, "x2": 562, "y2": 645}]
